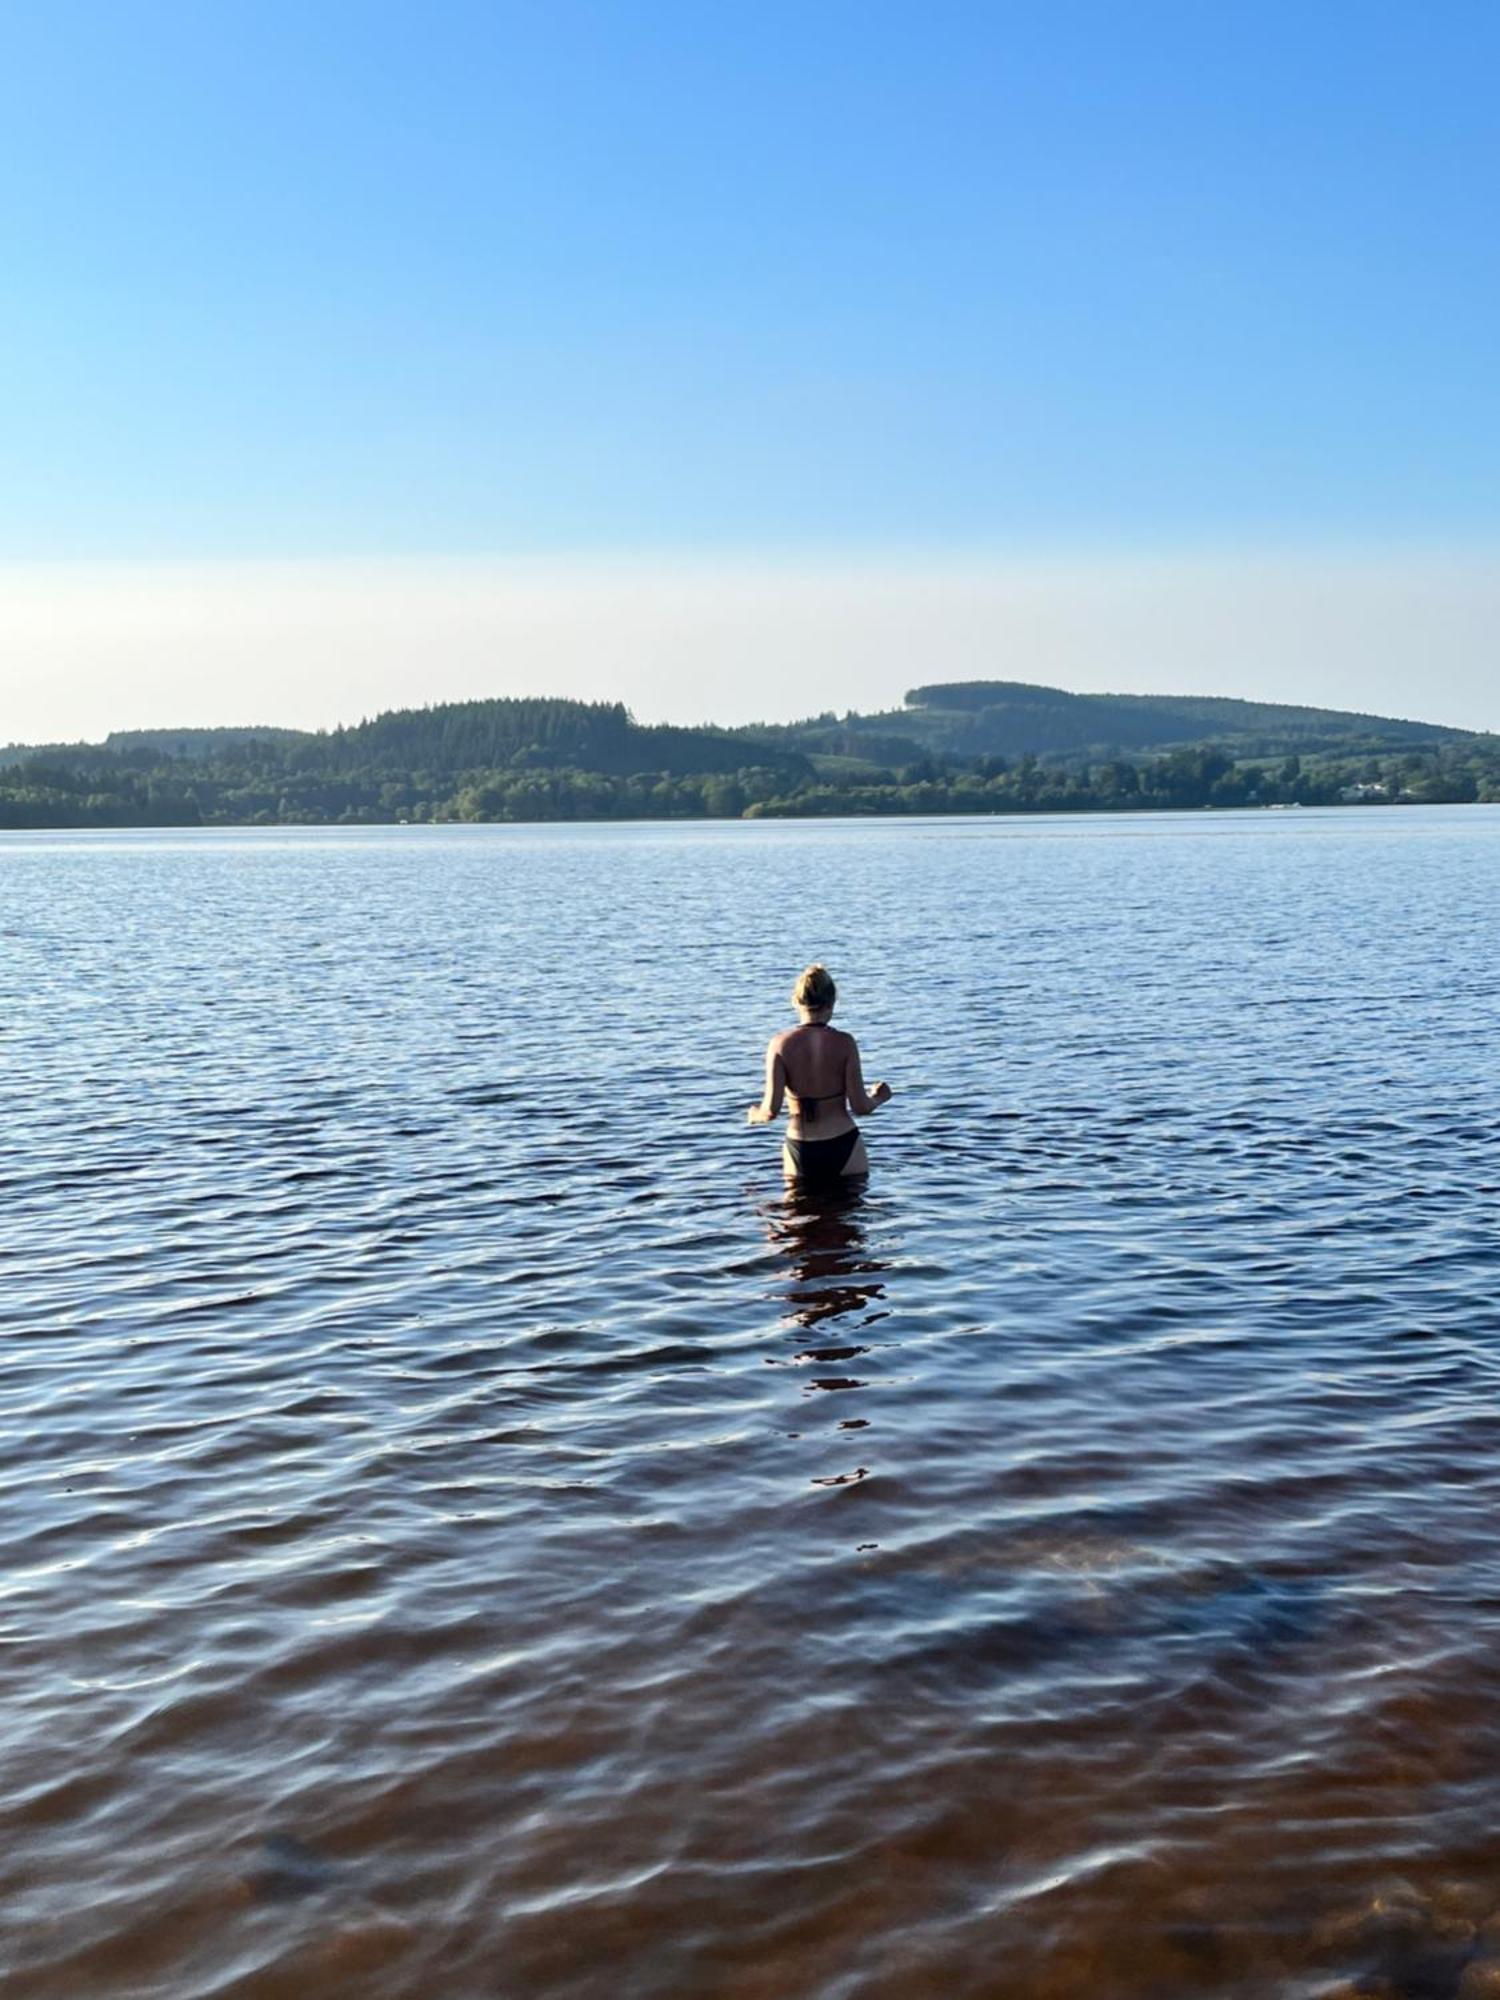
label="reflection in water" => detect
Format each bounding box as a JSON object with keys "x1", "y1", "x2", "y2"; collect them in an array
[
  {"x1": 760, "y1": 1184, "x2": 890, "y2": 1495},
  {"x1": 762, "y1": 1183, "x2": 887, "y2": 1335}
]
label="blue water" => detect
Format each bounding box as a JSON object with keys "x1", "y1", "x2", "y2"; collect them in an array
[{"x1": 4, "y1": 808, "x2": 1500, "y2": 1998}]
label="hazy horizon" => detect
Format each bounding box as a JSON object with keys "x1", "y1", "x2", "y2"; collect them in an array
[{"x1": 5, "y1": 542, "x2": 1499, "y2": 749}]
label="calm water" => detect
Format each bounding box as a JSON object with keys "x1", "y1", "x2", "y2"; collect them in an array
[{"x1": 5, "y1": 808, "x2": 1500, "y2": 2000}]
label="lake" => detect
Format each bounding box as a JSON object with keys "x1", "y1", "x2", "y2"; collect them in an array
[{"x1": 5, "y1": 807, "x2": 1500, "y2": 1999}]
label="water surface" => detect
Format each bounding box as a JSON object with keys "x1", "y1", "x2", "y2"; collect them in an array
[{"x1": 5, "y1": 809, "x2": 1500, "y2": 1998}]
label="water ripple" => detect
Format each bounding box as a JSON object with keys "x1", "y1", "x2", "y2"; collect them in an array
[{"x1": 4, "y1": 811, "x2": 1500, "y2": 1997}]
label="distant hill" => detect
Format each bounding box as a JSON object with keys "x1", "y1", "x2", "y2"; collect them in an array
[
  {"x1": 758, "y1": 680, "x2": 1473, "y2": 762},
  {"x1": 6, "y1": 698, "x2": 812, "y2": 783},
  {"x1": 0, "y1": 695, "x2": 814, "y2": 827},
  {"x1": 2, "y1": 682, "x2": 1494, "y2": 826},
  {"x1": 104, "y1": 725, "x2": 313, "y2": 758},
  {"x1": 320, "y1": 697, "x2": 810, "y2": 781}
]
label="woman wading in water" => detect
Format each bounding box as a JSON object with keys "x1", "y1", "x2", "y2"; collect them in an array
[{"x1": 748, "y1": 965, "x2": 892, "y2": 1184}]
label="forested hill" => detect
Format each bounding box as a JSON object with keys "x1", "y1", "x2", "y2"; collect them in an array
[
  {"x1": 2, "y1": 684, "x2": 1496, "y2": 827},
  {"x1": 748, "y1": 680, "x2": 1471, "y2": 764},
  {"x1": 905, "y1": 680, "x2": 1465, "y2": 755},
  {"x1": 0, "y1": 696, "x2": 812, "y2": 827},
  {"x1": 95, "y1": 698, "x2": 812, "y2": 780},
  {"x1": 321, "y1": 697, "x2": 813, "y2": 778}
]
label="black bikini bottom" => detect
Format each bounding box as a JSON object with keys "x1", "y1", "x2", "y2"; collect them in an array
[{"x1": 786, "y1": 1127, "x2": 861, "y2": 1183}]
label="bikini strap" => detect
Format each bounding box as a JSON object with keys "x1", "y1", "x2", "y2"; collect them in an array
[{"x1": 787, "y1": 1022, "x2": 843, "y2": 1123}]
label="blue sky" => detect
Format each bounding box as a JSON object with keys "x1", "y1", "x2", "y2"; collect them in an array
[{"x1": 3, "y1": 2, "x2": 1498, "y2": 733}]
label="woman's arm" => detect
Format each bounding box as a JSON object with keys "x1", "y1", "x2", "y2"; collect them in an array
[
  {"x1": 845, "y1": 1039, "x2": 892, "y2": 1117},
  {"x1": 747, "y1": 1043, "x2": 787, "y2": 1124}
]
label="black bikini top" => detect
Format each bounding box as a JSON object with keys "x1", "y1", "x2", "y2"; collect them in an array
[{"x1": 787, "y1": 1022, "x2": 843, "y2": 1124}]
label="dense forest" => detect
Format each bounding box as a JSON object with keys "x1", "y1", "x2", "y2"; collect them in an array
[
  {"x1": 897, "y1": 680, "x2": 1464, "y2": 757},
  {"x1": 733, "y1": 679, "x2": 1471, "y2": 765},
  {"x1": 2, "y1": 685, "x2": 1497, "y2": 828}
]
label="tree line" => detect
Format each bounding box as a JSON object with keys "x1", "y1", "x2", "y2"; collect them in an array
[{"x1": 3, "y1": 731, "x2": 1497, "y2": 828}]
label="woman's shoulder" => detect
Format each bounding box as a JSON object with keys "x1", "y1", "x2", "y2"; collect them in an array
[{"x1": 773, "y1": 1021, "x2": 856, "y2": 1050}]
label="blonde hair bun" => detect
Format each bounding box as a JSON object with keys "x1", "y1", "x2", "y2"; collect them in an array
[{"x1": 793, "y1": 963, "x2": 837, "y2": 1010}]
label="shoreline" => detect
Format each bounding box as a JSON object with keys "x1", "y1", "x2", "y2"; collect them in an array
[{"x1": 3, "y1": 795, "x2": 1495, "y2": 834}]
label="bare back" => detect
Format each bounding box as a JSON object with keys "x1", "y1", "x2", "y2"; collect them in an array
[{"x1": 774, "y1": 1022, "x2": 856, "y2": 1139}]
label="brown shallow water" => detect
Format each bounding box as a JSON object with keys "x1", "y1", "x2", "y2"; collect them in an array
[{"x1": 4, "y1": 808, "x2": 1500, "y2": 1999}]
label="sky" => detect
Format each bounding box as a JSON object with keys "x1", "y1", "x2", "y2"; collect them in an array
[{"x1": 3, "y1": 1, "x2": 1498, "y2": 741}]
